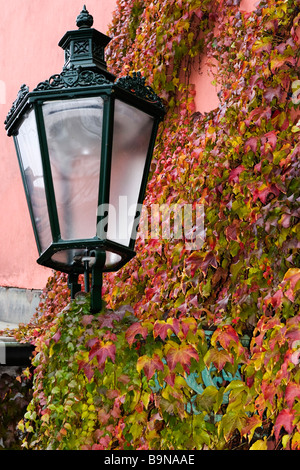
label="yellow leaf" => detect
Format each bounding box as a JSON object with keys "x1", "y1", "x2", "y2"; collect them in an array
[
  {"x1": 291, "y1": 431, "x2": 300, "y2": 449},
  {"x1": 250, "y1": 438, "x2": 267, "y2": 450},
  {"x1": 282, "y1": 434, "x2": 290, "y2": 449},
  {"x1": 41, "y1": 413, "x2": 50, "y2": 423},
  {"x1": 141, "y1": 391, "x2": 151, "y2": 409}
]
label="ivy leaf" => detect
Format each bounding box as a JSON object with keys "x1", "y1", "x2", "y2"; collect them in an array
[
  {"x1": 82, "y1": 315, "x2": 94, "y2": 326},
  {"x1": 199, "y1": 252, "x2": 218, "y2": 276},
  {"x1": 89, "y1": 340, "x2": 116, "y2": 366},
  {"x1": 225, "y1": 220, "x2": 239, "y2": 241},
  {"x1": 264, "y1": 85, "x2": 282, "y2": 103},
  {"x1": 264, "y1": 289, "x2": 283, "y2": 311},
  {"x1": 244, "y1": 137, "x2": 258, "y2": 153},
  {"x1": 228, "y1": 165, "x2": 246, "y2": 184},
  {"x1": 185, "y1": 252, "x2": 204, "y2": 277},
  {"x1": 195, "y1": 385, "x2": 222, "y2": 413},
  {"x1": 283, "y1": 268, "x2": 300, "y2": 289},
  {"x1": 204, "y1": 348, "x2": 233, "y2": 371},
  {"x1": 253, "y1": 183, "x2": 280, "y2": 205},
  {"x1": 125, "y1": 322, "x2": 148, "y2": 346},
  {"x1": 249, "y1": 439, "x2": 268, "y2": 450},
  {"x1": 219, "y1": 410, "x2": 246, "y2": 441},
  {"x1": 241, "y1": 415, "x2": 262, "y2": 441},
  {"x1": 186, "y1": 251, "x2": 218, "y2": 277},
  {"x1": 52, "y1": 329, "x2": 61, "y2": 344},
  {"x1": 211, "y1": 325, "x2": 240, "y2": 350},
  {"x1": 285, "y1": 383, "x2": 300, "y2": 409},
  {"x1": 264, "y1": 130, "x2": 277, "y2": 150},
  {"x1": 137, "y1": 353, "x2": 164, "y2": 379},
  {"x1": 274, "y1": 409, "x2": 295, "y2": 440},
  {"x1": 78, "y1": 360, "x2": 94, "y2": 381},
  {"x1": 165, "y1": 342, "x2": 198, "y2": 372},
  {"x1": 180, "y1": 317, "x2": 198, "y2": 338},
  {"x1": 153, "y1": 318, "x2": 180, "y2": 340}
]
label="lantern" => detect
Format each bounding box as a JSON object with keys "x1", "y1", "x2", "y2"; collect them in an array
[{"x1": 5, "y1": 6, "x2": 165, "y2": 312}]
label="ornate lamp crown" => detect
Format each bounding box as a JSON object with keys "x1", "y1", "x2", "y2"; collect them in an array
[
  {"x1": 58, "y1": 5, "x2": 113, "y2": 76},
  {"x1": 4, "y1": 7, "x2": 165, "y2": 132}
]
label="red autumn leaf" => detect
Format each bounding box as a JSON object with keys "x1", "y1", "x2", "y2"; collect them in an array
[
  {"x1": 78, "y1": 360, "x2": 94, "y2": 381},
  {"x1": 253, "y1": 183, "x2": 280, "y2": 205},
  {"x1": 98, "y1": 409, "x2": 110, "y2": 425},
  {"x1": 97, "y1": 342, "x2": 116, "y2": 365},
  {"x1": 244, "y1": 137, "x2": 258, "y2": 153},
  {"x1": 153, "y1": 318, "x2": 180, "y2": 340},
  {"x1": 166, "y1": 342, "x2": 198, "y2": 373},
  {"x1": 264, "y1": 289, "x2": 283, "y2": 310},
  {"x1": 185, "y1": 251, "x2": 204, "y2": 277},
  {"x1": 145, "y1": 286, "x2": 160, "y2": 302},
  {"x1": 241, "y1": 415, "x2": 262, "y2": 439},
  {"x1": 274, "y1": 409, "x2": 295, "y2": 440},
  {"x1": 86, "y1": 337, "x2": 98, "y2": 349},
  {"x1": 225, "y1": 220, "x2": 239, "y2": 241},
  {"x1": 264, "y1": 85, "x2": 281, "y2": 103},
  {"x1": 285, "y1": 383, "x2": 300, "y2": 409},
  {"x1": 262, "y1": 379, "x2": 277, "y2": 405},
  {"x1": 257, "y1": 315, "x2": 281, "y2": 333},
  {"x1": 98, "y1": 314, "x2": 115, "y2": 329},
  {"x1": 228, "y1": 165, "x2": 246, "y2": 183},
  {"x1": 89, "y1": 340, "x2": 116, "y2": 366},
  {"x1": 200, "y1": 252, "x2": 218, "y2": 276},
  {"x1": 125, "y1": 322, "x2": 148, "y2": 346},
  {"x1": 137, "y1": 354, "x2": 164, "y2": 379},
  {"x1": 52, "y1": 329, "x2": 61, "y2": 344},
  {"x1": 264, "y1": 130, "x2": 277, "y2": 150},
  {"x1": 82, "y1": 315, "x2": 94, "y2": 326},
  {"x1": 164, "y1": 371, "x2": 176, "y2": 386},
  {"x1": 283, "y1": 268, "x2": 300, "y2": 290},
  {"x1": 180, "y1": 317, "x2": 198, "y2": 338}
]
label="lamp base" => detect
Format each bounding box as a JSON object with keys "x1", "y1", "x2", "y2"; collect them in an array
[
  {"x1": 68, "y1": 250, "x2": 106, "y2": 314},
  {"x1": 90, "y1": 250, "x2": 106, "y2": 314}
]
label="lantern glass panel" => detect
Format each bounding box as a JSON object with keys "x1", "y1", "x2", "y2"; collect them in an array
[
  {"x1": 42, "y1": 97, "x2": 104, "y2": 241},
  {"x1": 105, "y1": 100, "x2": 154, "y2": 250},
  {"x1": 15, "y1": 108, "x2": 52, "y2": 253}
]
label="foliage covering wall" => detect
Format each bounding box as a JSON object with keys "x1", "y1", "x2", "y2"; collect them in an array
[{"x1": 5, "y1": 0, "x2": 300, "y2": 450}]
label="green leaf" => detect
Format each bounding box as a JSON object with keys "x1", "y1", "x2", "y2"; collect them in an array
[{"x1": 219, "y1": 410, "x2": 246, "y2": 441}]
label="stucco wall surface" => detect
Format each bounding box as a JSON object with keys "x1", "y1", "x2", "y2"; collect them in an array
[{"x1": 0, "y1": 0, "x2": 117, "y2": 289}]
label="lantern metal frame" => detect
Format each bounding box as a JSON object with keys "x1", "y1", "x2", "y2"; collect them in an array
[{"x1": 4, "y1": 6, "x2": 165, "y2": 312}]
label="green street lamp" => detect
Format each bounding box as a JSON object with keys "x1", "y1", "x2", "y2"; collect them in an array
[{"x1": 4, "y1": 6, "x2": 165, "y2": 313}]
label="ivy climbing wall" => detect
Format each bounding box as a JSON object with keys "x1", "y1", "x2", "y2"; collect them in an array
[{"x1": 8, "y1": 0, "x2": 300, "y2": 451}]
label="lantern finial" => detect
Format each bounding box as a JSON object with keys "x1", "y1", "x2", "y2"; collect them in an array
[{"x1": 76, "y1": 5, "x2": 94, "y2": 29}]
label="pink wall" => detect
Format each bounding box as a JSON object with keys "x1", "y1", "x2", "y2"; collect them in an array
[
  {"x1": 0, "y1": 1, "x2": 116, "y2": 289},
  {"x1": 191, "y1": 0, "x2": 258, "y2": 114}
]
